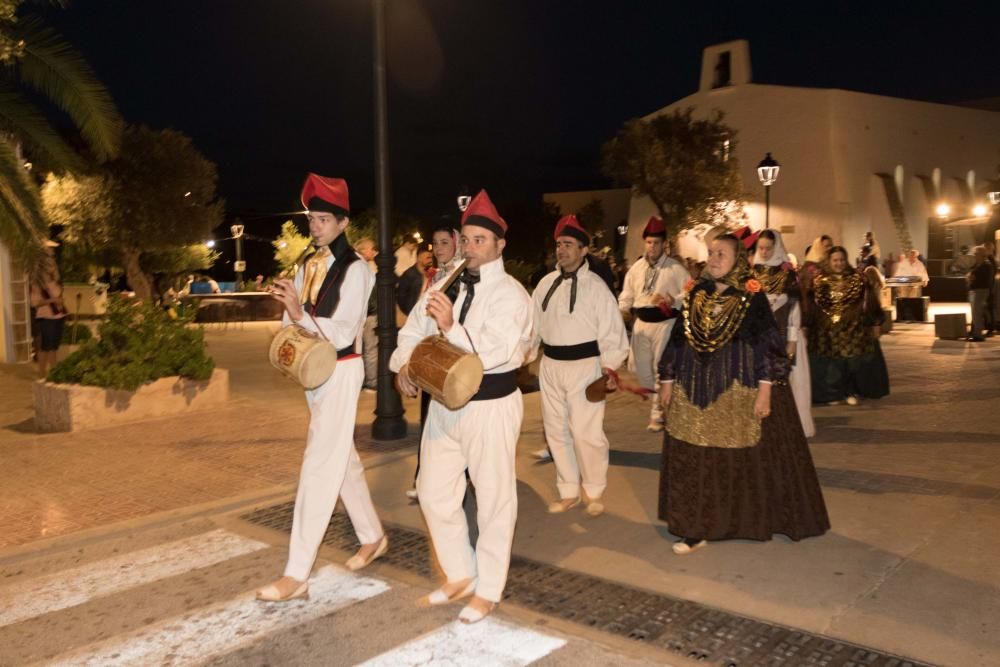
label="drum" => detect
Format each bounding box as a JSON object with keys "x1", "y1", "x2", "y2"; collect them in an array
[
  {"x1": 408, "y1": 335, "x2": 483, "y2": 410},
  {"x1": 269, "y1": 325, "x2": 338, "y2": 389}
]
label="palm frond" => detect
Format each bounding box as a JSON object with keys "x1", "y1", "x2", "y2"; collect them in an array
[
  {"x1": 15, "y1": 17, "x2": 122, "y2": 161},
  {"x1": 0, "y1": 138, "x2": 47, "y2": 271},
  {"x1": 0, "y1": 87, "x2": 85, "y2": 172}
]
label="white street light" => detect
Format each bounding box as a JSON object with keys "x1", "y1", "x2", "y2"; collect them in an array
[
  {"x1": 205, "y1": 240, "x2": 216, "y2": 248},
  {"x1": 989, "y1": 191, "x2": 1000, "y2": 206},
  {"x1": 756, "y1": 152, "x2": 780, "y2": 228},
  {"x1": 973, "y1": 204, "x2": 988, "y2": 217},
  {"x1": 935, "y1": 202, "x2": 951, "y2": 218}
]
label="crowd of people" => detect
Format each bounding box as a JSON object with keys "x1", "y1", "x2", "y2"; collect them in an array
[{"x1": 260, "y1": 172, "x2": 1000, "y2": 625}]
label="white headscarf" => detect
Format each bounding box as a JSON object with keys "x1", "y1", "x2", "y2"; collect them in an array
[
  {"x1": 804, "y1": 236, "x2": 827, "y2": 264},
  {"x1": 752, "y1": 230, "x2": 790, "y2": 267}
]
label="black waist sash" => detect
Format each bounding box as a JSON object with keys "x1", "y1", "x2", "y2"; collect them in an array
[
  {"x1": 470, "y1": 370, "x2": 518, "y2": 401},
  {"x1": 542, "y1": 341, "x2": 600, "y2": 361},
  {"x1": 632, "y1": 306, "x2": 677, "y2": 323},
  {"x1": 337, "y1": 345, "x2": 357, "y2": 359}
]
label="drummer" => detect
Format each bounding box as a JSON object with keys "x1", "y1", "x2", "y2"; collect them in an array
[
  {"x1": 531, "y1": 215, "x2": 629, "y2": 517},
  {"x1": 257, "y1": 173, "x2": 388, "y2": 602},
  {"x1": 390, "y1": 190, "x2": 533, "y2": 624},
  {"x1": 618, "y1": 216, "x2": 690, "y2": 432}
]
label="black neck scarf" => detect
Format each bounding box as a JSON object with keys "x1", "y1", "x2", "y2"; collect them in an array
[
  {"x1": 541, "y1": 266, "x2": 582, "y2": 313},
  {"x1": 458, "y1": 270, "x2": 480, "y2": 325}
]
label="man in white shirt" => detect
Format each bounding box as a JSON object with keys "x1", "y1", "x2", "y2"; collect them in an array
[
  {"x1": 893, "y1": 249, "x2": 929, "y2": 298},
  {"x1": 391, "y1": 190, "x2": 532, "y2": 625},
  {"x1": 618, "y1": 216, "x2": 690, "y2": 432},
  {"x1": 256, "y1": 174, "x2": 387, "y2": 602},
  {"x1": 532, "y1": 215, "x2": 629, "y2": 517}
]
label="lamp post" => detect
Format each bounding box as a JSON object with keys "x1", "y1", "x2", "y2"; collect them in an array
[
  {"x1": 230, "y1": 221, "x2": 245, "y2": 287},
  {"x1": 371, "y1": 0, "x2": 407, "y2": 440},
  {"x1": 989, "y1": 190, "x2": 1000, "y2": 206},
  {"x1": 756, "y1": 153, "x2": 780, "y2": 229}
]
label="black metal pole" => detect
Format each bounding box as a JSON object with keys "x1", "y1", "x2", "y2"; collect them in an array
[
  {"x1": 371, "y1": 0, "x2": 407, "y2": 440},
  {"x1": 764, "y1": 184, "x2": 771, "y2": 230}
]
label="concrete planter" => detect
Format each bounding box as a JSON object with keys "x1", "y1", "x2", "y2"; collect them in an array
[{"x1": 33, "y1": 368, "x2": 229, "y2": 433}]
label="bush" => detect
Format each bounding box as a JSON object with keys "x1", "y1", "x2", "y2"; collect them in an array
[
  {"x1": 48, "y1": 297, "x2": 215, "y2": 390},
  {"x1": 61, "y1": 323, "x2": 93, "y2": 345}
]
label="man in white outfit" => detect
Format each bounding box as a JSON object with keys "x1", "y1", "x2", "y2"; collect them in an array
[
  {"x1": 532, "y1": 215, "x2": 629, "y2": 517},
  {"x1": 257, "y1": 173, "x2": 387, "y2": 602},
  {"x1": 618, "y1": 217, "x2": 690, "y2": 432},
  {"x1": 391, "y1": 190, "x2": 532, "y2": 624}
]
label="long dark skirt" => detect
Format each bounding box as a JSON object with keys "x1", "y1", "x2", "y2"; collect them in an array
[
  {"x1": 658, "y1": 384, "x2": 830, "y2": 542},
  {"x1": 810, "y1": 341, "x2": 890, "y2": 403}
]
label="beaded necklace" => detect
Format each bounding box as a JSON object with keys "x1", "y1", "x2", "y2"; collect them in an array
[{"x1": 814, "y1": 272, "x2": 862, "y2": 324}]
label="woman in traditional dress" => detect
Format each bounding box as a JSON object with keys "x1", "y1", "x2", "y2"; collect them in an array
[
  {"x1": 657, "y1": 234, "x2": 829, "y2": 555},
  {"x1": 808, "y1": 246, "x2": 889, "y2": 405},
  {"x1": 751, "y1": 229, "x2": 815, "y2": 437}
]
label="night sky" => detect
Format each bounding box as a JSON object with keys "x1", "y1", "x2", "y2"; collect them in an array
[{"x1": 39, "y1": 0, "x2": 1000, "y2": 267}]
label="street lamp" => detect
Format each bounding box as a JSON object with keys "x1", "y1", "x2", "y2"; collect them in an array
[
  {"x1": 935, "y1": 202, "x2": 951, "y2": 218},
  {"x1": 371, "y1": 0, "x2": 406, "y2": 440},
  {"x1": 989, "y1": 190, "x2": 1000, "y2": 206},
  {"x1": 230, "y1": 222, "x2": 245, "y2": 287},
  {"x1": 973, "y1": 204, "x2": 988, "y2": 218},
  {"x1": 756, "y1": 153, "x2": 780, "y2": 229}
]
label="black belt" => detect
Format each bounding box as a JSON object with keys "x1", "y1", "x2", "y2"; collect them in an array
[
  {"x1": 337, "y1": 345, "x2": 358, "y2": 358},
  {"x1": 470, "y1": 370, "x2": 518, "y2": 401},
  {"x1": 542, "y1": 341, "x2": 600, "y2": 361},
  {"x1": 632, "y1": 306, "x2": 677, "y2": 323}
]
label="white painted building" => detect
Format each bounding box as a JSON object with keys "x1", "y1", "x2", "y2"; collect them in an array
[
  {"x1": 0, "y1": 244, "x2": 32, "y2": 364},
  {"x1": 623, "y1": 40, "x2": 1000, "y2": 269}
]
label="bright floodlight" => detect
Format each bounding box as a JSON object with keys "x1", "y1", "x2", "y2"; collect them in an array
[
  {"x1": 973, "y1": 204, "x2": 988, "y2": 217},
  {"x1": 206, "y1": 240, "x2": 216, "y2": 248},
  {"x1": 935, "y1": 203, "x2": 951, "y2": 218},
  {"x1": 756, "y1": 153, "x2": 780, "y2": 187}
]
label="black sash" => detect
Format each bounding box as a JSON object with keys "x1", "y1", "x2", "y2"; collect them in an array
[
  {"x1": 337, "y1": 345, "x2": 357, "y2": 358},
  {"x1": 632, "y1": 306, "x2": 677, "y2": 323},
  {"x1": 470, "y1": 371, "x2": 518, "y2": 401},
  {"x1": 542, "y1": 341, "x2": 600, "y2": 361}
]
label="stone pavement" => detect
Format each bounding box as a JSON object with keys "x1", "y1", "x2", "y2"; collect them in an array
[{"x1": 1, "y1": 319, "x2": 999, "y2": 666}]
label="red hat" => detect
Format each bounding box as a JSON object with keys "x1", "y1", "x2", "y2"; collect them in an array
[
  {"x1": 642, "y1": 216, "x2": 666, "y2": 239},
  {"x1": 734, "y1": 226, "x2": 760, "y2": 250},
  {"x1": 460, "y1": 190, "x2": 507, "y2": 238},
  {"x1": 301, "y1": 173, "x2": 350, "y2": 216},
  {"x1": 553, "y1": 214, "x2": 590, "y2": 245}
]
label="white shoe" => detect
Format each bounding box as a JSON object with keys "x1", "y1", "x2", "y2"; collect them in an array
[
  {"x1": 532, "y1": 448, "x2": 552, "y2": 461},
  {"x1": 845, "y1": 395, "x2": 859, "y2": 406},
  {"x1": 546, "y1": 497, "x2": 581, "y2": 514},
  {"x1": 646, "y1": 421, "x2": 664, "y2": 433},
  {"x1": 585, "y1": 500, "x2": 605, "y2": 517},
  {"x1": 458, "y1": 600, "x2": 496, "y2": 624},
  {"x1": 255, "y1": 577, "x2": 309, "y2": 602},
  {"x1": 419, "y1": 578, "x2": 477, "y2": 607},
  {"x1": 405, "y1": 487, "x2": 418, "y2": 500},
  {"x1": 672, "y1": 539, "x2": 707, "y2": 555}
]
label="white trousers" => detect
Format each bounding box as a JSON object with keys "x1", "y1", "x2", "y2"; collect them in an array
[
  {"x1": 284, "y1": 358, "x2": 383, "y2": 581},
  {"x1": 629, "y1": 319, "x2": 675, "y2": 423},
  {"x1": 416, "y1": 390, "x2": 523, "y2": 603},
  {"x1": 539, "y1": 356, "x2": 609, "y2": 500}
]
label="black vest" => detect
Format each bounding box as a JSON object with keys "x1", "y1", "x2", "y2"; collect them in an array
[{"x1": 306, "y1": 235, "x2": 360, "y2": 318}]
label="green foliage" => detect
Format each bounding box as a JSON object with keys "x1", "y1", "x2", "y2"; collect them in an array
[
  {"x1": 504, "y1": 259, "x2": 538, "y2": 287},
  {"x1": 42, "y1": 125, "x2": 224, "y2": 300},
  {"x1": 273, "y1": 220, "x2": 310, "y2": 274},
  {"x1": 61, "y1": 322, "x2": 92, "y2": 344},
  {"x1": 48, "y1": 296, "x2": 215, "y2": 391},
  {"x1": 142, "y1": 243, "x2": 219, "y2": 276},
  {"x1": 602, "y1": 107, "x2": 745, "y2": 236},
  {"x1": 0, "y1": 3, "x2": 122, "y2": 270}
]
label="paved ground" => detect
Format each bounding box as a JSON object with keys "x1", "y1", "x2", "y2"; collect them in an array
[{"x1": 1, "y1": 318, "x2": 998, "y2": 666}]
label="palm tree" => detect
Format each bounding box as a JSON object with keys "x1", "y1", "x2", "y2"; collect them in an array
[{"x1": 0, "y1": 5, "x2": 122, "y2": 271}]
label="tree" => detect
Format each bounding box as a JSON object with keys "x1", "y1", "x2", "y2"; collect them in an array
[
  {"x1": 272, "y1": 220, "x2": 310, "y2": 275},
  {"x1": 0, "y1": 1, "x2": 122, "y2": 270},
  {"x1": 602, "y1": 108, "x2": 745, "y2": 237},
  {"x1": 42, "y1": 125, "x2": 224, "y2": 300}
]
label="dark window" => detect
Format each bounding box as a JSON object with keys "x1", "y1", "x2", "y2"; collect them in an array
[{"x1": 713, "y1": 52, "x2": 731, "y2": 88}]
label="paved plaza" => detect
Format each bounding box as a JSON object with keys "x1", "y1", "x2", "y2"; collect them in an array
[{"x1": 1, "y1": 319, "x2": 998, "y2": 666}]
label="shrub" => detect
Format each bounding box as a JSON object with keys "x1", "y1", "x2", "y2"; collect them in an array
[
  {"x1": 48, "y1": 297, "x2": 215, "y2": 390},
  {"x1": 61, "y1": 323, "x2": 93, "y2": 345}
]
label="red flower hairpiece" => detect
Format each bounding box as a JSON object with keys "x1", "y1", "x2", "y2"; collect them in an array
[{"x1": 745, "y1": 278, "x2": 762, "y2": 293}]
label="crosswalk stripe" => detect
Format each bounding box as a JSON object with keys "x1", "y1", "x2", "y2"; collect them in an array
[
  {"x1": 358, "y1": 616, "x2": 567, "y2": 666},
  {"x1": 0, "y1": 529, "x2": 269, "y2": 628},
  {"x1": 44, "y1": 565, "x2": 389, "y2": 667}
]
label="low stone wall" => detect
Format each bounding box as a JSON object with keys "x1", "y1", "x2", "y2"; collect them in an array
[{"x1": 33, "y1": 368, "x2": 230, "y2": 433}]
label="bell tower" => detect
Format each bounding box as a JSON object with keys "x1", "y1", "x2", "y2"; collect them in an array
[{"x1": 699, "y1": 40, "x2": 752, "y2": 93}]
